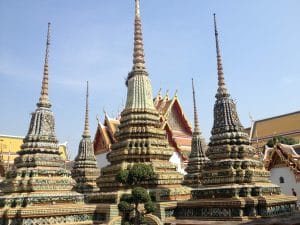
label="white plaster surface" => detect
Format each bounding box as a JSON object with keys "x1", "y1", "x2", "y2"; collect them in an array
[
  {"x1": 169, "y1": 151, "x2": 186, "y2": 175},
  {"x1": 95, "y1": 151, "x2": 187, "y2": 175},
  {"x1": 96, "y1": 152, "x2": 109, "y2": 169},
  {"x1": 270, "y1": 167, "x2": 300, "y2": 204}
]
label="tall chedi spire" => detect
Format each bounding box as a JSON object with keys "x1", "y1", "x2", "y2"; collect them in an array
[
  {"x1": 192, "y1": 79, "x2": 200, "y2": 134},
  {"x1": 97, "y1": 0, "x2": 190, "y2": 204},
  {"x1": 214, "y1": 14, "x2": 228, "y2": 97},
  {"x1": 184, "y1": 79, "x2": 208, "y2": 188},
  {"x1": 210, "y1": 14, "x2": 244, "y2": 137},
  {"x1": 125, "y1": 0, "x2": 155, "y2": 109},
  {"x1": 132, "y1": 0, "x2": 146, "y2": 71},
  {"x1": 83, "y1": 81, "x2": 91, "y2": 137},
  {"x1": 177, "y1": 15, "x2": 297, "y2": 220},
  {"x1": 38, "y1": 22, "x2": 51, "y2": 108},
  {"x1": 0, "y1": 24, "x2": 101, "y2": 224},
  {"x1": 72, "y1": 82, "x2": 100, "y2": 197}
]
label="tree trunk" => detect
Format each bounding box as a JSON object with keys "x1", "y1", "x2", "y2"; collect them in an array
[{"x1": 134, "y1": 203, "x2": 139, "y2": 225}]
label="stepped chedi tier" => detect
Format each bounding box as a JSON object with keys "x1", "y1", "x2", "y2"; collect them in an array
[
  {"x1": 184, "y1": 79, "x2": 209, "y2": 188},
  {"x1": 72, "y1": 82, "x2": 100, "y2": 200},
  {"x1": 0, "y1": 23, "x2": 103, "y2": 225},
  {"x1": 177, "y1": 14, "x2": 297, "y2": 220},
  {"x1": 96, "y1": 0, "x2": 190, "y2": 203}
]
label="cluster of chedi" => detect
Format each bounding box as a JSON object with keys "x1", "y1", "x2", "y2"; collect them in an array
[{"x1": 0, "y1": 0, "x2": 297, "y2": 224}]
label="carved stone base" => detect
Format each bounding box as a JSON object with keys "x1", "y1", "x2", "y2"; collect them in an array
[
  {"x1": 92, "y1": 186, "x2": 191, "y2": 204},
  {"x1": 176, "y1": 187, "x2": 297, "y2": 220},
  {"x1": 0, "y1": 203, "x2": 115, "y2": 225}
]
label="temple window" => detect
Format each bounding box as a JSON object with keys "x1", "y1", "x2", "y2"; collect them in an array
[{"x1": 279, "y1": 176, "x2": 285, "y2": 183}]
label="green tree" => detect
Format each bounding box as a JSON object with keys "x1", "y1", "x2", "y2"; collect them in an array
[
  {"x1": 116, "y1": 164, "x2": 156, "y2": 225},
  {"x1": 266, "y1": 136, "x2": 297, "y2": 147}
]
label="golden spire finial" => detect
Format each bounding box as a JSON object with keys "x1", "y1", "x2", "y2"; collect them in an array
[
  {"x1": 164, "y1": 90, "x2": 169, "y2": 101},
  {"x1": 83, "y1": 81, "x2": 90, "y2": 137},
  {"x1": 132, "y1": 0, "x2": 146, "y2": 71},
  {"x1": 103, "y1": 107, "x2": 108, "y2": 117},
  {"x1": 158, "y1": 88, "x2": 162, "y2": 97},
  {"x1": 38, "y1": 22, "x2": 51, "y2": 108},
  {"x1": 213, "y1": 14, "x2": 228, "y2": 96},
  {"x1": 192, "y1": 78, "x2": 200, "y2": 133},
  {"x1": 174, "y1": 89, "x2": 178, "y2": 98}
]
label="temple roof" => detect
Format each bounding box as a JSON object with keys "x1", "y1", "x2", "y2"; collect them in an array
[
  {"x1": 264, "y1": 143, "x2": 300, "y2": 181},
  {"x1": 0, "y1": 134, "x2": 68, "y2": 161},
  {"x1": 249, "y1": 111, "x2": 300, "y2": 142},
  {"x1": 154, "y1": 91, "x2": 192, "y2": 133}
]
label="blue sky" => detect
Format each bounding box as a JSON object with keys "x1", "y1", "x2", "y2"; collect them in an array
[{"x1": 0, "y1": 0, "x2": 299, "y2": 159}]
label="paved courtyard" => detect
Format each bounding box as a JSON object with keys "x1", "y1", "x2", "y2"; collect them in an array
[{"x1": 168, "y1": 211, "x2": 300, "y2": 225}]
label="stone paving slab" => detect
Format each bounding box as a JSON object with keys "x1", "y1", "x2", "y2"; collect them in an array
[{"x1": 168, "y1": 212, "x2": 300, "y2": 225}]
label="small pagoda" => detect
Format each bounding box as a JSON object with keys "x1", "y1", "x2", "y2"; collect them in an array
[
  {"x1": 183, "y1": 79, "x2": 209, "y2": 188},
  {"x1": 176, "y1": 14, "x2": 297, "y2": 220},
  {"x1": 95, "y1": 0, "x2": 190, "y2": 205},
  {"x1": 0, "y1": 23, "x2": 103, "y2": 225},
  {"x1": 72, "y1": 82, "x2": 100, "y2": 201}
]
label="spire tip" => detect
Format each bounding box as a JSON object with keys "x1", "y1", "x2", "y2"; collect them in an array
[
  {"x1": 83, "y1": 81, "x2": 90, "y2": 137},
  {"x1": 131, "y1": 0, "x2": 146, "y2": 72},
  {"x1": 192, "y1": 78, "x2": 200, "y2": 133},
  {"x1": 37, "y1": 22, "x2": 52, "y2": 108},
  {"x1": 213, "y1": 14, "x2": 228, "y2": 97}
]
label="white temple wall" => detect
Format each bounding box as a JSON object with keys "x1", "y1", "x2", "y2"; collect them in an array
[
  {"x1": 95, "y1": 151, "x2": 186, "y2": 175},
  {"x1": 169, "y1": 151, "x2": 186, "y2": 175},
  {"x1": 96, "y1": 152, "x2": 109, "y2": 169},
  {"x1": 270, "y1": 167, "x2": 300, "y2": 203}
]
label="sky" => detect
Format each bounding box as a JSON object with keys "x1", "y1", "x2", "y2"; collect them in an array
[{"x1": 0, "y1": 0, "x2": 299, "y2": 159}]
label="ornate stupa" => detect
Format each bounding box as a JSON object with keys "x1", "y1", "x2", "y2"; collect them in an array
[
  {"x1": 96, "y1": 0, "x2": 190, "y2": 204},
  {"x1": 72, "y1": 82, "x2": 100, "y2": 199},
  {"x1": 0, "y1": 23, "x2": 103, "y2": 225},
  {"x1": 176, "y1": 14, "x2": 297, "y2": 220},
  {"x1": 183, "y1": 79, "x2": 208, "y2": 188}
]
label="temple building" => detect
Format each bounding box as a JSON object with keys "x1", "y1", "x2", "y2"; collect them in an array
[
  {"x1": 246, "y1": 111, "x2": 300, "y2": 151},
  {"x1": 93, "y1": 90, "x2": 192, "y2": 174},
  {"x1": 0, "y1": 23, "x2": 104, "y2": 225},
  {"x1": 1, "y1": 1, "x2": 299, "y2": 224},
  {"x1": 264, "y1": 143, "x2": 300, "y2": 204},
  {"x1": 176, "y1": 14, "x2": 297, "y2": 220},
  {"x1": 0, "y1": 134, "x2": 68, "y2": 177}
]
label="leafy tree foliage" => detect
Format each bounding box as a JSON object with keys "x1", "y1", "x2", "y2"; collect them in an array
[
  {"x1": 116, "y1": 170, "x2": 129, "y2": 184},
  {"x1": 132, "y1": 187, "x2": 151, "y2": 203},
  {"x1": 116, "y1": 164, "x2": 156, "y2": 225},
  {"x1": 144, "y1": 201, "x2": 156, "y2": 214},
  {"x1": 128, "y1": 164, "x2": 155, "y2": 184},
  {"x1": 266, "y1": 136, "x2": 297, "y2": 147}
]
